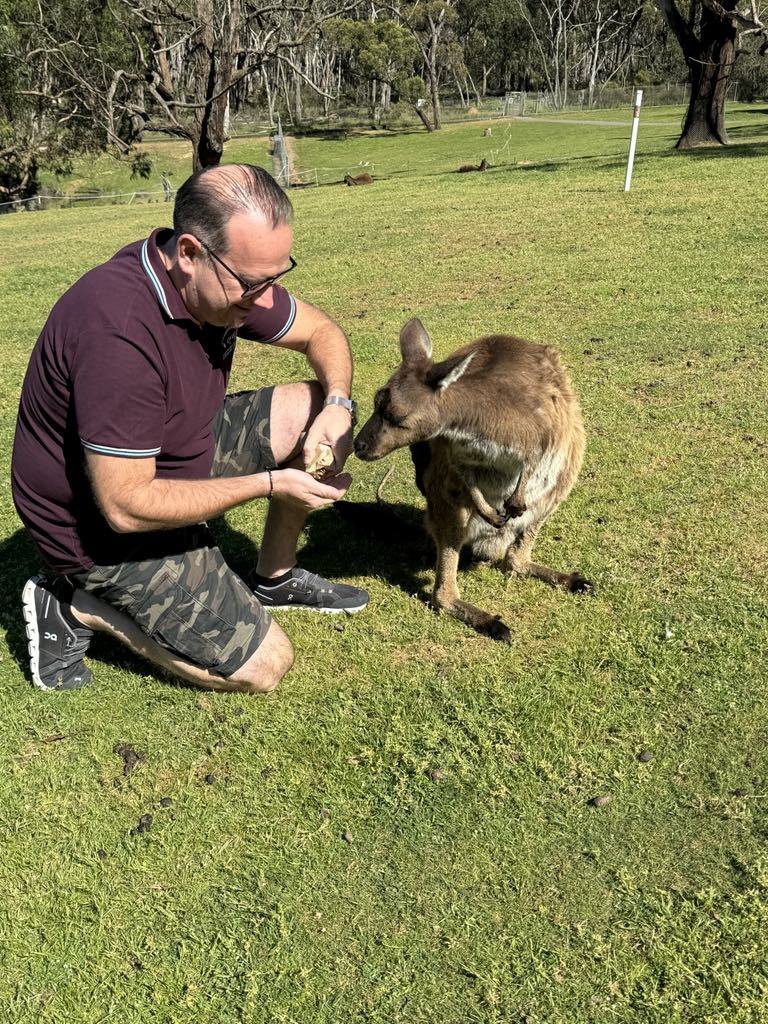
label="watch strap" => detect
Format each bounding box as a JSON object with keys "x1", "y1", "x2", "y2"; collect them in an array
[{"x1": 324, "y1": 395, "x2": 357, "y2": 424}]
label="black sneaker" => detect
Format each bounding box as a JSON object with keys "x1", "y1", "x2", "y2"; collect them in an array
[
  {"x1": 251, "y1": 567, "x2": 369, "y2": 614},
  {"x1": 21, "y1": 575, "x2": 94, "y2": 690}
]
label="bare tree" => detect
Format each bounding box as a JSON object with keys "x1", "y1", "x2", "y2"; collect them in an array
[
  {"x1": 515, "y1": 0, "x2": 584, "y2": 109},
  {"x1": 24, "y1": 0, "x2": 358, "y2": 171}
]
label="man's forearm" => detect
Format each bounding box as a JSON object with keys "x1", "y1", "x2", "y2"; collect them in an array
[
  {"x1": 305, "y1": 322, "x2": 353, "y2": 398},
  {"x1": 107, "y1": 473, "x2": 271, "y2": 533}
]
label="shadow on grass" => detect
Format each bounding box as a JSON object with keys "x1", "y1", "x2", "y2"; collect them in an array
[
  {"x1": 0, "y1": 529, "x2": 44, "y2": 680},
  {"x1": 301, "y1": 500, "x2": 433, "y2": 599}
]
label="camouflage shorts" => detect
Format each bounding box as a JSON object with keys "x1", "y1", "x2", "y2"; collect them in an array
[{"x1": 69, "y1": 388, "x2": 277, "y2": 678}]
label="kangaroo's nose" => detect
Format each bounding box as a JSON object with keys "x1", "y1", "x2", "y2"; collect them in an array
[{"x1": 353, "y1": 436, "x2": 368, "y2": 457}]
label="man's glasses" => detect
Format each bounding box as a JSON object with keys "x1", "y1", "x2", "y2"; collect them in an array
[{"x1": 199, "y1": 239, "x2": 297, "y2": 300}]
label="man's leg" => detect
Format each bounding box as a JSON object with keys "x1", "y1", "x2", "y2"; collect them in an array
[
  {"x1": 212, "y1": 381, "x2": 368, "y2": 614},
  {"x1": 256, "y1": 380, "x2": 323, "y2": 578},
  {"x1": 71, "y1": 590, "x2": 292, "y2": 694},
  {"x1": 22, "y1": 540, "x2": 293, "y2": 694}
]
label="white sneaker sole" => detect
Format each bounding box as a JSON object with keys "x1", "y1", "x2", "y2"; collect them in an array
[
  {"x1": 21, "y1": 576, "x2": 50, "y2": 690},
  {"x1": 263, "y1": 603, "x2": 368, "y2": 615}
]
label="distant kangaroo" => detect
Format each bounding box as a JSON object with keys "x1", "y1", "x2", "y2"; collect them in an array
[
  {"x1": 457, "y1": 158, "x2": 488, "y2": 173},
  {"x1": 343, "y1": 172, "x2": 374, "y2": 185},
  {"x1": 354, "y1": 318, "x2": 592, "y2": 643}
]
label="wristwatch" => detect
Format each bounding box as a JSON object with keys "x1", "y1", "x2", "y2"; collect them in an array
[{"x1": 324, "y1": 395, "x2": 357, "y2": 426}]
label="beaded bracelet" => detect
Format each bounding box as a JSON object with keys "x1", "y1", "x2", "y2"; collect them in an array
[{"x1": 267, "y1": 469, "x2": 274, "y2": 500}]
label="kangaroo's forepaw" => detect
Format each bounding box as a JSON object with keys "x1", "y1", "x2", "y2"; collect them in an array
[
  {"x1": 479, "y1": 508, "x2": 508, "y2": 529},
  {"x1": 502, "y1": 498, "x2": 527, "y2": 520},
  {"x1": 484, "y1": 616, "x2": 512, "y2": 644},
  {"x1": 568, "y1": 573, "x2": 595, "y2": 594}
]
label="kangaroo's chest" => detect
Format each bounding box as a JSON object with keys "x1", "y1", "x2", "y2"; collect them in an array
[{"x1": 442, "y1": 428, "x2": 524, "y2": 487}]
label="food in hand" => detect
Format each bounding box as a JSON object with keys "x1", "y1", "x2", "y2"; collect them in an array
[{"x1": 306, "y1": 443, "x2": 335, "y2": 479}]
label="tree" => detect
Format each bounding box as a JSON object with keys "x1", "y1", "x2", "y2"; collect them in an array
[
  {"x1": 656, "y1": 0, "x2": 768, "y2": 148},
  {"x1": 0, "y1": 0, "x2": 127, "y2": 202},
  {"x1": 20, "y1": 0, "x2": 356, "y2": 173},
  {"x1": 398, "y1": 1, "x2": 464, "y2": 129},
  {"x1": 327, "y1": 18, "x2": 438, "y2": 129}
]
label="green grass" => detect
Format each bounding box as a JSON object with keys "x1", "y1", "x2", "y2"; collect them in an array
[
  {"x1": 1, "y1": 107, "x2": 768, "y2": 1023},
  {"x1": 290, "y1": 101, "x2": 768, "y2": 182}
]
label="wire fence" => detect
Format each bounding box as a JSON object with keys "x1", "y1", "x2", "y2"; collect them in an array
[
  {"x1": 0, "y1": 187, "x2": 175, "y2": 214},
  {"x1": 0, "y1": 81, "x2": 741, "y2": 211}
]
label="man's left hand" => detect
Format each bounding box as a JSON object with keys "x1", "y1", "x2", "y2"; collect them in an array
[{"x1": 303, "y1": 403, "x2": 354, "y2": 475}]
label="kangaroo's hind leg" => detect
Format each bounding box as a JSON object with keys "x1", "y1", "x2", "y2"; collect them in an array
[
  {"x1": 503, "y1": 523, "x2": 594, "y2": 593},
  {"x1": 427, "y1": 493, "x2": 512, "y2": 643}
]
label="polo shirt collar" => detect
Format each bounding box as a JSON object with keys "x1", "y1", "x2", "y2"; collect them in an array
[{"x1": 140, "y1": 228, "x2": 194, "y2": 322}]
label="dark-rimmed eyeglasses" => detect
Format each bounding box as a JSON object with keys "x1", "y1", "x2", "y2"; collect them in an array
[{"x1": 199, "y1": 239, "x2": 297, "y2": 300}]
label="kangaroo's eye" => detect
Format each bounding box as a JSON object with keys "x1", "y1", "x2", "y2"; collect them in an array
[{"x1": 383, "y1": 411, "x2": 407, "y2": 428}]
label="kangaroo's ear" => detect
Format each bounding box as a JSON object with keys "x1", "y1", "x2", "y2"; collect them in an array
[
  {"x1": 400, "y1": 318, "x2": 433, "y2": 363},
  {"x1": 426, "y1": 352, "x2": 475, "y2": 392}
]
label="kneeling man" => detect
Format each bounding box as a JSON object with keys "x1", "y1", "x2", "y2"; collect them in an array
[{"x1": 12, "y1": 164, "x2": 367, "y2": 694}]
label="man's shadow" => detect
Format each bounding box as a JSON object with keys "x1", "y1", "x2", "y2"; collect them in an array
[
  {"x1": 211, "y1": 500, "x2": 436, "y2": 600},
  {"x1": 1, "y1": 502, "x2": 436, "y2": 680}
]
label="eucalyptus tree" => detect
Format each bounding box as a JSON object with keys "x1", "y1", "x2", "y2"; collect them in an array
[
  {"x1": 656, "y1": 0, "x2": 768, "y2": 147},
  {"x1": 0, "y1": 0, "x2": 131, "y2": 202},
  {"x1": 327, "y1": 17, "x2": 431, "y2": 125}
]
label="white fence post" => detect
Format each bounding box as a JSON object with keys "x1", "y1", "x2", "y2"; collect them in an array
[{"x1": 624, "y1": 88, "x2": 643, "y2": 192}]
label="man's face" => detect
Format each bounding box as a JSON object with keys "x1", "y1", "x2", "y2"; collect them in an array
[{"x1": 184, "y1": 211, "x2": 294, "y2": 328}]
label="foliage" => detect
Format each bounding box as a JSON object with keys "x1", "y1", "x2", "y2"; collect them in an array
[{"x1": 129, "y1": 151, "x2": 154, "y2": 181}]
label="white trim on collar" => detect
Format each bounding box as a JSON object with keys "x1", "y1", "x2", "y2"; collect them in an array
[{"x1": 140, "y1": 238, "x2": 173, "y2": 318}]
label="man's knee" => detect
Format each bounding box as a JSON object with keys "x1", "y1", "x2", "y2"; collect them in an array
[
  {"x1": 228, "y1": 620, "x2": 294, "y2": 694},
  {"x1": 270, "y1": 380, "x2": 325, "y2": 465}
]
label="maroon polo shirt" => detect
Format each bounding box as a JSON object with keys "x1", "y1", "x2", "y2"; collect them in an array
[{"x1": 11, "y1": 228, "x2": 296, "y2": 574}]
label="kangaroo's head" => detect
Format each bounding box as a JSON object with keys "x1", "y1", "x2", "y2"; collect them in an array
[{"x1": 354, "y1": 318, "x2": 475, "y2": 462}]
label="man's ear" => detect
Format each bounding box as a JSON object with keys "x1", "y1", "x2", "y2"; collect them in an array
[
  {"x1": 400, "y1": 317, "x2": 433, "y2": 363},
  {"x1": 426, "y1": 352, "x2": 475, "y2": 391},
  {"x1": 177, "y1": 233, "x2": 201, "y2": 271}
]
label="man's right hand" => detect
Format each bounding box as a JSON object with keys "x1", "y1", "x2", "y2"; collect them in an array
[{"x1": 270, "y1": 468, "x2": 351, "y2": 512}]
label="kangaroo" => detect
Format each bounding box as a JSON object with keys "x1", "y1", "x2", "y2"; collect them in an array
[
  {"x1": 343, "y1": 172, "x2": 374, "y2": 186},
  {"x1": 457, "y1": 158, "x2": 488, "y2": 173},
  {"x1": 353, "y1": 318, "x2": 592, "y2": 643}
]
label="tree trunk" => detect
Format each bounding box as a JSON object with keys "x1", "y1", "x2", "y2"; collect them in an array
[
  {"x1": 413, "y1": 103, "x2": 434, "y2": 131},
  {"x1": 190, "y1": 0, "x2": 236, "y2": 170},
  {"x1": 677, "y1": 14, "x2": 737, "y2": 148},
  {"x1": 263, "y1": 65, "x2": 276, "y2": 127},
  {"x1": 428, "y1": 63, "x2": 442, "y2": 128},
  {"x1": 294, "y1": 64, "x2": 303, "y2": 126}
]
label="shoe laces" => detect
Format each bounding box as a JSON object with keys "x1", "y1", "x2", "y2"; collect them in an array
[{"x1": 63, "y1": 623, "x2": 92, "y2": 663}]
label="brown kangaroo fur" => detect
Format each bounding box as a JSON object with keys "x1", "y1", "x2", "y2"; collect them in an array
[
  {"x1": 457, "y1": 158, "x2": 488, "y2": 173},
  {"x1": 354, "y1": 318, "x2": 592, "y2": 643},
  {"x1": 343, "y1": 172, "x2": 374, "y2": 185}
]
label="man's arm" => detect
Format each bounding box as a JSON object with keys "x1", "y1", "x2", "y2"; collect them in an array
[
  {"x1": 86, "y1": 452, "x2": 348, "y2": 534},
  {"x1": 271, "y1": 297, "x2": 355, "y2": 468},
  {"x1": 271, "y1": 296, "x2": 353, "y2": 398}
]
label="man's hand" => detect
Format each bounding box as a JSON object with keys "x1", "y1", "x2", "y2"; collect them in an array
[
  {"x1": 271, "y1": 467, "x2": 351, "y2": 512},
  {"x1": 302, "y1": 403, "x2": 354, "y2": 474}
]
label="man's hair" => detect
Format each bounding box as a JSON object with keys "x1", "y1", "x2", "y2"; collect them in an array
[{"x1": 173, "y1": 164, "x2": 293, "y2": 253}]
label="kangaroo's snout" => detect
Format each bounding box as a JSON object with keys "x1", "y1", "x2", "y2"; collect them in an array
[{"x1": 353, "y1": 434, "x2": 371, "y2": 459}]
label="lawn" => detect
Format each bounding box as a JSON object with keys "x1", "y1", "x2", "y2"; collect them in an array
[{"x1": 1, "y1": 106, "x2": 767, "y2": 1023}]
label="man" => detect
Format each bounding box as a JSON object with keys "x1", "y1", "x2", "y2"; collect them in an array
[{"x1": 12, "y1": 163, "x2": 367, "y2": 695}]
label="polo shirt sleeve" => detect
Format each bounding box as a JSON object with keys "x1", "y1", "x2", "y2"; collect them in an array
[
  {"x1": 237, "y1": 284, "x2": 296, "y2": 344},
  {"x1": 70, "y1": 329, "x2": 166, "y2": 459}
]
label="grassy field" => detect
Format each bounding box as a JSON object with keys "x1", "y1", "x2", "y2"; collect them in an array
[{"x1": 1, "y1": 107, "x2": 768, "y2": 1023}]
